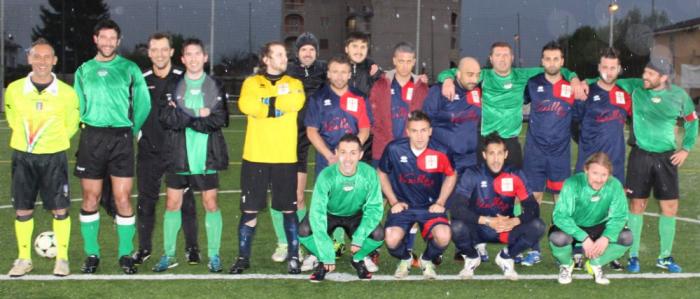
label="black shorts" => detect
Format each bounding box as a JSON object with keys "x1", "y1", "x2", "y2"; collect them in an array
[
  {"x1": 478, "y1": 135, "x2": 523, "y2": 169},
  {"x1": 166, "y1": 173, "x2": 219, "y2": 191},
  {"x1": 301, "y1": 213, "x2": 364, "y2": 237},
  {"x1": 74, "y1": 125, "x2": 134, "y2": 178},
  {"x1": 11, "y1": 151, "x2": 70, "y2": 211},
  {"x1": 240, "y1": 160, "x2": 297, "y2": 211},
  {"x1": 625, "y1": 147, "x2": 679, "y2": 200},
  {"x1": 296, "y1": 126, "x2": 311, "y2": 173},
  {"x1": 549, "y1": 222, "x2": 606, "y2": 244}
]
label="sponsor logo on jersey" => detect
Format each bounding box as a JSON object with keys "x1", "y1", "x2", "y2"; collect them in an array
[
  {"x1": 501, "y1": 177, "x2": 513, "y2": 192},
  {"x1": 593, "y1": 95, "x2": 601, "y2": 101},
  {"x1": 591, "y1": 195, "x2": 600, "y2": 202},
  {"x1": 343, "y1": 182, "x2": 355, "y2": 192},
  {"x1": 537, "y1": 86, "x2": 544, "y2": 93},
  {"x1": 425, "y1": 155, "x2": 438, "y2": 169},
  {"x1": 97, "y1": 69, "x2": 108, "y2": 77},
  {"x1": 503, "y1": 82, "x2": 513, "y2": 89},
  {"x1": 651, "y1": 97, "x2": 661, "y2": 104},
  {"x1": 323, "y1": 99, "x2": 331, "y2": 106},
  {"x1": 400, "y1": 156, "x2": 408, "y2": 163}
]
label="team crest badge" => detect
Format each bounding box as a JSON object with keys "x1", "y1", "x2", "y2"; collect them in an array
[
  {"x1": 425, "y1": 155, "x2": 437, "y2": 169},
  {"x1": 651, "y1": 97, "x2": 661, "y2": 104},
  {"x1": 480, "y1": 181, "x2": 488, "y2": 188},
  {"x1": 97, "y1": 69, "x2": 108, "y2": 77},
  {"x1": 400, "y1": 156, "x2": 408, "y2": 163},
  {"x1": 503, "y1": 82, "x2": 513, "y2": 90}
]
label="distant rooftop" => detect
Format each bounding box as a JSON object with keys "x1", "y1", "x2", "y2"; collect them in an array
[{"x1": 655, "y1": 17, "x2": 700, "y2": 35}]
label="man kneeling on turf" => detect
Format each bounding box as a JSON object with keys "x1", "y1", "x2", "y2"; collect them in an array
[
  {"x1": 450, "y1": 133, "x2": 544, "y2": 280},
  {"x1": 299, "y1": 134, "x2": 384, "y2": 282},
  {"x1": 379, "y1": 110, "x2": 457, "y2": 280},
  {"x1": 549, "y1": 152, "x2": 631, "y2": 285}
]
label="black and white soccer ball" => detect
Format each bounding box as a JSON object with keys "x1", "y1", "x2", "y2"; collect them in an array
[{"x1": 34, "y1": 231, "x2": 57, "y2": 259}]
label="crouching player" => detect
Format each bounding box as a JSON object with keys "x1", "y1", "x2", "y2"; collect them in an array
[
  {"x1": 549, "y1": 152, "x2": 631, "y2": 285},
  {"x1": 155, "y1": 39, "x2": 229, "y2": 272},
  {"x1": 450, "y1": 133, "x2": 544, "y2": 280},
  {"x1": 299, "y1": 134, "x2": 384, "y2": 282},
  {"x1": 379, "y1": 111, "x2": 457, "y2": 279}
]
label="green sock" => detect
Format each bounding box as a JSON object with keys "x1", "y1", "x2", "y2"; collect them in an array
[
  {"x1": 352, "y1": 238, "x2": 383, "y2": 261},
  {"x1": 628, "y1": 212, "x2": 643, "y2": 258},
  {"x1": 658, "y1": 215, "x2": 676, "y2": 259},
  {"x1": 299, "y1": 235, "x2": 318, "y2": 257},
  {"x1": 296, "y1": 208, "x2": 307, "y2": 221},
  {"x1": 590, "y1": 243, "x2": 630, "y2": 266},
  {"x1": 116, "y1": 215, "x2": 136, "y2": 258},
  {"x1": 80, "y1": 212, "x2": 100, "y2": 257},
  {"x1": 206, "y1": 210, "x2": 223, "y2": 258},
  {"x1": 271, "y1": 209, "x2": 287, "y2": 245},
  {"x1": 163, "y1": 210, "x2": 182, "y2": 257},
  {"x1": 549, "y1": 242, "x2": 573, "y2": 266},
  {"x1": 332, "y1": 227, "x2": 345, "y2": 244}
]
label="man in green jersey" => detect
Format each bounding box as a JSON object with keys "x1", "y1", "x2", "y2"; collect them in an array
[
  {"x1": 612, "y1": 57, "x2": 698, "y2": 273},
  {"x1": 73, "y1": 20, "x2": 151, "y2": 274},
  {"x1": 549, "y1": 152, "x2": 631, "y2": 285},
  {"x1": 299, "y1": 134, "x2": 384, "y2": 282},
  {"x1": 436, "y1": 42, "x2": 583, "y2": 169},
  {"x1": 5, "y1": 38, "x2": 80, "y2": 277},
  {"x1": 153, "y1": 38, "x2": 228, "y2": 273}
]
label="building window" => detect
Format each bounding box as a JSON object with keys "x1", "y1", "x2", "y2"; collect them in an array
[
  {"x1": 320, "y1": 16, "x2": 329, "y2": 28},
  {"x1": 284, "y1": 14, "x2": 304, "y2": 34},
  {"x1": 320, "y1": 38, "x2": 329, "y2": 50},
  {"x1": 451, "y1": 37, "x2": 457, "y2": 50},
  {"x1": 346, "y1": 17, "x2": 357, "y2": 32},
  {"x1": 284, "y1": 0, "x2": 304, "y2": 11},
  {"x1": 284, "y1": 36, "x2": 297, "y2": 51},
  {"x1": 451, "y1": 12, "x2": 458, "y2": 33}
]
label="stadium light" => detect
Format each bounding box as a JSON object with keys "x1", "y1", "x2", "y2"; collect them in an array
[{"x1": 608, "y1": 1, "x2": 619, "y2": 47}]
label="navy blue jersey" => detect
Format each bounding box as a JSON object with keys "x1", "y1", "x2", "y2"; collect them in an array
[
  {"x1": 423, "y1": 83, "x2": 482, "y2": 172},
  {"x1": 390, "y1": 78, "x2": 416, "y2": 139},
  {"x1": 379, "y1": 137, "x2": 455, "y2": 209},
  {"x1": 524, "y1": 74, "x2": 575, "y2": 156},
  {"x1": 305, "y1": 85, "x2": 372, "y2": 173},
  {"x1": 573, "y1": 83, "x2": 631, "y2": 182},
  {"x1": 454, "y1": 163, "x2": 532, "y2": 217}
]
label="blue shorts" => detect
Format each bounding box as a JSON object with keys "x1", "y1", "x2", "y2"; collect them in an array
[
  {"x1": 385, "y1": 208, "x2": 449, "y2": 239},
  {"x1": 523, "y1": 142, "x2": 570, "y2": 193}
]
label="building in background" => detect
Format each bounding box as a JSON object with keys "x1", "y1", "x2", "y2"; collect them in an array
[
  {"x1": 654, "y1": 17, "x2": 700, "y2": 102},
  {"x1": 281, "y1": 0, "x2": 460, "y2": 80}
]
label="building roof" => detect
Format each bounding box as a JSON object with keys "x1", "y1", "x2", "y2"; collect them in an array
[{"x1": 654, "y1": 17, "x2": 700, "y2": 35}]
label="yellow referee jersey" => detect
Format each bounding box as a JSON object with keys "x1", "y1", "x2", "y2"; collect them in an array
[
  {"x1": 238, "y1": 74, "x2": 305, "y2": 163},
  {"x1": 4, "y1": 73, "x2": 80, "y2": 154}
]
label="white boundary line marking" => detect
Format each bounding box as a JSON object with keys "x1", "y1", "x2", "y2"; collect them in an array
[
  {"x1": 2, "y1": 191, "x2": 698, "y2": 225},
  {"x1": 2, "y1": 272, "x2": 699, "y2": 281}
]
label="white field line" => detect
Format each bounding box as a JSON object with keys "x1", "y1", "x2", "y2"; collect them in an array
[
  {"x1": 1, "y1": 272, "x2": 700, "y2": 282},
  {"x1": 1, "y1": 191, "x2": 699, "y2": 225}
]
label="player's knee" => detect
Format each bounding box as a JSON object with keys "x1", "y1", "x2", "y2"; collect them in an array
[
  {"x1": 432, "y1": 225, "x2": 451, "y2": 244},
  {"x1": 52, "y1": 211, "x2": 69, "y2": 220},
  {"x1": 297, "y1": 221, "x2": 311, "y2": 237},
  {"x1": 240, "y1": 212, "x2": 258, "y2": 227},
  {"x1": 617, "y1": 229, "x2": 633, "y2": 246},
  {"x1": 549, "y1": 231, "x2": 573, "y2": 247},
  {"x1": 530, "y1": 218, "x2": 546, "y2": 236},
  {"x1": 370, "y1": 225, "x2": 384, "y2": 241},
  {"x1": 450, "y1": 220, "x2": 467, "y2": 238}
]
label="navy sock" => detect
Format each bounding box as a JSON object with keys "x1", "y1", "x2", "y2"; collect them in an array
[
  {"x1": 388, "y1": 241, "x2": 411, "y2": 260},
  {"x1": 238, "y1": 214, "x2": 257, "y2": 258},
  {"x1": 422, "y1": 239, "x2": 447, "y2": 261},
  {"x1": 283, "y1": 213, "x2": 299, "y2": 259}
]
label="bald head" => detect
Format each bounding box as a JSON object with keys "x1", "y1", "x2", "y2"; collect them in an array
[{"x1": 456, "y1": 56, "x2": 480, "y2": 90}]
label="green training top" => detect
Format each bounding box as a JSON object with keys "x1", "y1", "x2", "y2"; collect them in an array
[
  {"x1": 616, "y1": 78, "x2": 698, "y2": 153},
  {"x1": 309, "y1": 162, "x2": 384, "y2": 264},
  {"x1": 179, "y1": 75, "x2": 215, "y2": 175},
  {"x1": 438, "y1": 67, "x2": 576, "y2": 138},
  {"x1": 552, "y1": 172, "x2": 628, "y2": 243},
  {"x1": 74, "y1": 55, "x2": 150, "y2": 133}
]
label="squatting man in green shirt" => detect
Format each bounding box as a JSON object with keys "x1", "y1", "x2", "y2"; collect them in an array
[
  {"x1": 549, "y1": 152, "x2": 631, "y2": 285},
  {"x1": 298, "y1": 134, "x2": 384, "y2": 282}
]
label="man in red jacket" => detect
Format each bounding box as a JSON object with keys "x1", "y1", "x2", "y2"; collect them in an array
[{"x1": 370, "y1": 42, "x2": 429, "y2": 165}]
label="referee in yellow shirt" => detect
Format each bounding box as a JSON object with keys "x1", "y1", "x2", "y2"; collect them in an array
[
  {"x1": 4, "y1": 38, "x2": 80, "y2": 277},
  {"x1": 230, "y1": 42, "x2": 305, "y2": 274}
]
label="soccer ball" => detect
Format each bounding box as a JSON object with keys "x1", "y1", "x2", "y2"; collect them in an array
[{"x1": 34, "y1": 231, "x2": 57, "y2": 259}]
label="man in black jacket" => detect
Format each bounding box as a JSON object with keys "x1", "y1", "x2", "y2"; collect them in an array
[
  {"x1": 128, "y1": 32, "x2": 202, "y2": 266},
  {"x1": 155, "y1": 38, "x2": 229, "y2": 273}
]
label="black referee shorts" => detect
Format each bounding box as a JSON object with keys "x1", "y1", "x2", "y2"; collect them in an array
[
  {"x1": 240, "y1": 160, "x2": 297, "y2": 212},
  {"x1": 11, "y1": 151, "x2": 70, "y2": 211},
  {"x1": 625, "y1": 147, "x2": 679, "y2": 200},
  {"x1": 74, "y1": 125, "x2": 134, "y2": 179}
]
